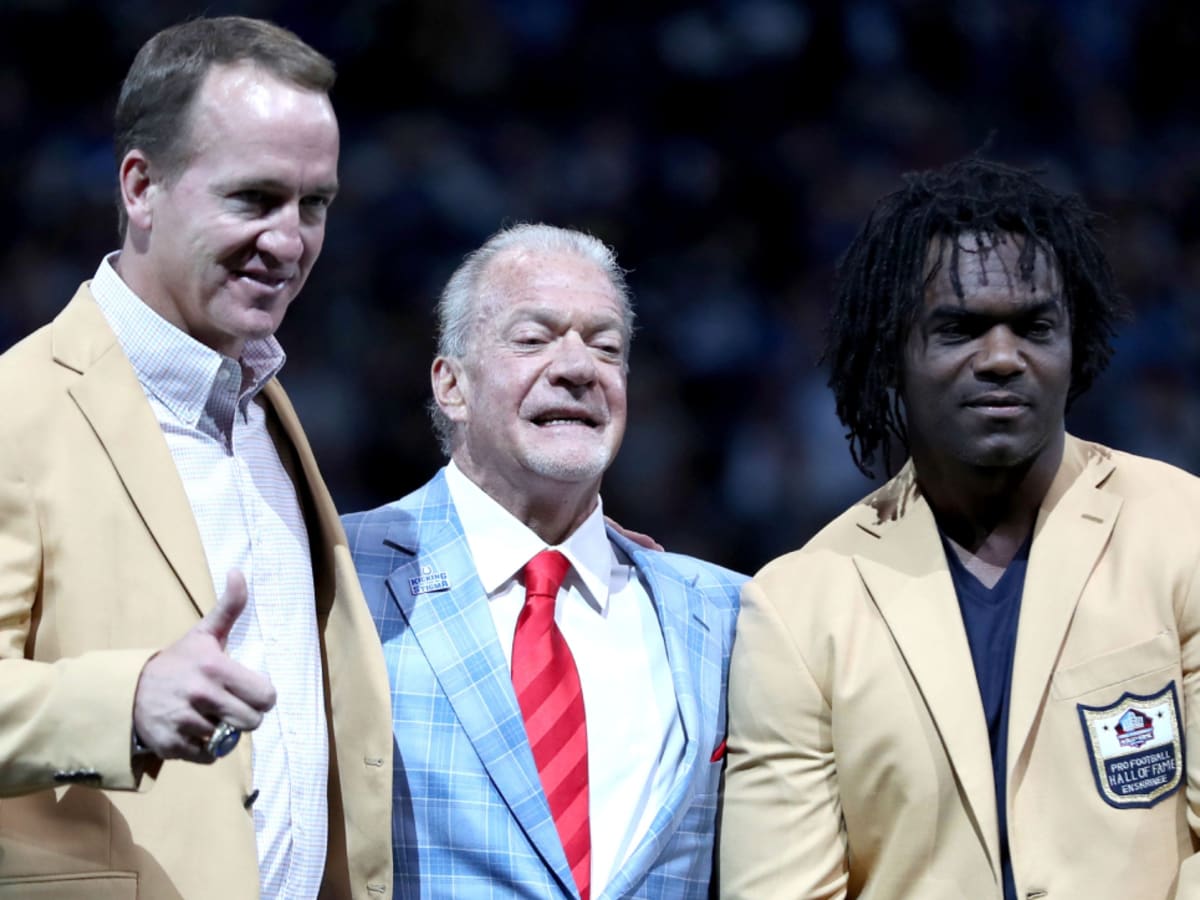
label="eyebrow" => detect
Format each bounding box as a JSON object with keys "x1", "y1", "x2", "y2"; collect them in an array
[
  {"x1": 220, "y1": 176, "x2": 339, "y2": 199},
  {"x1": 512, "y1": 304, "x2": 626, "y2": 332},
  {"x1": 925, "y1": 297, "x2": 1065, "y2": 321}
]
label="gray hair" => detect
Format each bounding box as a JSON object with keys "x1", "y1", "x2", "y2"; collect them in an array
[{"x1": 430, "y1": 223, "x2": 635, "y2": 457}]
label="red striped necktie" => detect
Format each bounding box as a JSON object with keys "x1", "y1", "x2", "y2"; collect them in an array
[{"x1": 511, "y1": 549, "x2": 591, "y2": 900}]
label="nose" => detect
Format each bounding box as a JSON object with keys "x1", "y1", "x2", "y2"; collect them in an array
[
  {"x1": 547, "y1": 332, "x2": 598, "y2": 386},
  {"x1": 974, "y1": 325, "x2": 1025, "y2": 380},
  {"x1": 257, "y1": 203, "x2": 305, "y2": 266}
]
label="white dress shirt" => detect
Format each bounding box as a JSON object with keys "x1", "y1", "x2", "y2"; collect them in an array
[
  {"x1": 92, "y1": 255, "x2": 328, "y2": 900},
  {"x1": 445, "y1": 461, "x2": 684, "y2": 895}
]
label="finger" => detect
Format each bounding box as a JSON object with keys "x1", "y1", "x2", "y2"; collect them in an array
[
  {"x1": 630, "y1": 530, "x2": 665, "y2": 552},
  {"x1": 604, "y1": 515, "x2": 665, "y2": 552},
  {"x1": 142, "y1": 710, "x2": 223, "y2": 763},
  {"x1": 195, "y1": 570, "x2": 248, "y2": 647},
  {"x1": 222, "y1": 665, "x2": 277, "y2": 715},
  {"x1": 199, "y1": 692, "x2": 271, "y2": 733},
  {"x1": 179, "y1": 732, "x2": 222, "y2": 765},
  {"x1": 164, "y1": 740, "x2": 216, "y2": 766}
]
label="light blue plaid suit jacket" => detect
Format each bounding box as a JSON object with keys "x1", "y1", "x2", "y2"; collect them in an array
[{"x1": 343, "y1": 469, "x2": 744, "y2": 899}]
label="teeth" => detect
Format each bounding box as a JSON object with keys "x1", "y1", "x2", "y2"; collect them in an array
[{"x1": 239, "y1": 273, "x2": 286, "y2": 288}]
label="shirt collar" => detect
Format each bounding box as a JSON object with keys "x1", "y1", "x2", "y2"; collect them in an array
[
  {"x1": 444, "y1": 460, "x2": 614, "y2": 614},
  {"x1": 90, "y1": 252, "x2": 286, "y2": 427}
]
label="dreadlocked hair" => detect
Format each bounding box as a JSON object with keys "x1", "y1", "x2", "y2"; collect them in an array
[{"x1": 824, "y1": 155, "x2": 1126, "y2": 478}]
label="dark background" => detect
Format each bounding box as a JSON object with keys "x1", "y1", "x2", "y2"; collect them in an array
[{"x1": 2, "y1": 0, "x2": 1198, "y2": 576}]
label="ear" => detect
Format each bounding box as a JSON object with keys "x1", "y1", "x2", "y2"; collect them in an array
[
  {"x1": 431, "y1": 356, "x2": 469, "y2": 424},
  {"x1": 118, "y1": 149, "x2": 157, "y2": 233}
]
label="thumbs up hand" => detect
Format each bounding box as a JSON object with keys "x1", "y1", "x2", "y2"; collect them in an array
[{"x1": 132, "y1": 570, "x2": 277, "y2": 763}]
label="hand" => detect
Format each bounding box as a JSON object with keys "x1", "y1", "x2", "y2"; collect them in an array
[
  {"x1": 605, "y1": 515, "x2": 665, "y2": 552},
  {"x1": 132, "y1": 570, "x2": 277, "y2": 763}
]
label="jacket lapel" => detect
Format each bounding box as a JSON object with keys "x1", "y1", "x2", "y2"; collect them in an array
[
  {"x1": 381, "y1": 475, "x2": 577, "y2": 896},
  {"x1": 1006, "y1": 437, "x2": 1120, "y2": 776},
  {"x1": 850, "y1": 467, "x2": 1001, "y2": 876},
  {"x1": 599, "y1": 534, "x2": 714, "y2": 898},
  {"x1": 53, "y1": 286, "x2": 215, "y2": 615},
  {"x1": 260, "y1": 380, "x2": 336, "y2": 610}
]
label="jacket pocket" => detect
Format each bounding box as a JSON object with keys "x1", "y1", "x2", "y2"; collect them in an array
[
  {"x1": 1051, "y1": 630, "x2": 1178, "y2": 700},
  {"x1": 0, "y1": 872, "x2": 136, "y2": 899}
]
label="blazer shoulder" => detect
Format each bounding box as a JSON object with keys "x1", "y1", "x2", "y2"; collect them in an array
[
  {"x1": 341, "y1": 474, "x2": 455, "y2": 561},
  {"x1": 647, "y1": 550, "x2": 746, "y2": 611},
  {"x1": 751, "y1": 487, "x2": 890, "y2": 590},
  {"x1": 659, "y1": 551, "x2": 747, "y2": 586},
  {"x1": 0, "y1": 319, "x2": 52, "y2": 368},
  {"x1": 341, "y1": 495, "x2": 411, "y2": 535},
  {"x1": 1090, "y1": 445, "x2": 1200, "y2": 540},
  {"x1": 0, "y1": 284, "x2": 122, "y2": 414},
  {"x1": 0, "y1": 321, "x2": 58, "y2": 406},
  {"x1": 1102, "y1": 444, "x2": 1200, "y2": 495}
]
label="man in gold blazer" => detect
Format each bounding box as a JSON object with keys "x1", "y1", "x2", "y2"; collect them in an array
[
  {"x1": 0, "y1": 16, "x2": 391, "y2": 900},
  {"x1": 720, "y1": 157, "x2": 1200, "y2": 899}
]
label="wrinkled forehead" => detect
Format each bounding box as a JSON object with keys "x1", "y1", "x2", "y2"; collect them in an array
[
  {"x1": 479, "y1": 247, "x2": 627, "y2": 325},
  {"x1": 924, "y1": 230, "x2": 1062, "y2": 297}
]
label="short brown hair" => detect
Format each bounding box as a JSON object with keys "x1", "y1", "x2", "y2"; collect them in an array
[{"x1": 113, "y1": 15, "x2": 335, "y2": 234}]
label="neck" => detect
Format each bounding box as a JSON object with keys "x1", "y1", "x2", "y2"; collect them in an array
[
  {"x1": 515, "y1": 491, "x2": 599, "y2": 546},
  {"x1": 114, "y1": 246, "x2": 245, "y2": 359},
  {"x1": 453, "y1": 458, "x2": 601, "y2": 545},
  {"x1": 914, "y1": 431, "x2": 1063, "y2": 566}
]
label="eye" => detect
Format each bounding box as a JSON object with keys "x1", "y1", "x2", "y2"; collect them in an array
[
  {"x1": 1023, "y1": 319, "x2": 1055, "y2": 339},
  {"x1": 588, "y1": 327, "x2": 625, "y2": 356},
  {"x1": 932, "y1": 321, "x2": 972, "y2": 343},
  {"x1": 231, "y1": 190, "x2": 270, "y2": 211},
  {"x1": 300, "y1": 194, "x2": 333, "y2": 221},
  {"x1": 510, "y1": 328, "x2": 550, "y2": 347}
]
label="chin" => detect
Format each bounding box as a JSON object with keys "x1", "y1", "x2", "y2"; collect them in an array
[
  {"x1": 525, "y1": 447, "x2": 613, "y2": 483},
  {"x1": 232, "y1": 314, "x2": 285, "y2": 343},
  {"x1": 965, "y1": 439, "x2": 1042, "y2": 470}
]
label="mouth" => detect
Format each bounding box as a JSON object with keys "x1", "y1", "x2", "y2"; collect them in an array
[
  {"x1": 530, "y1": 410, "x2": 603, "y2": 428},
  {"x1": 964, "y1": 392, "x2": 1030, "y2": 418},
  {"x1": 234, "y1": 269, "x2": 293, "y2": 292}
]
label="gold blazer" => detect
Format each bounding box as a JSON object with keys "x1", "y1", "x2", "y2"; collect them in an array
[
  {"x1": 721, "y1": 435, "x2": 1200, "y2": 900},
  {"x1": 0, "y1": 286, "x2": 393, "y2": 899}
]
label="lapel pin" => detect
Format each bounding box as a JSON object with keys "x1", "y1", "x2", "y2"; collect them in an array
[{"x1": 409, "y1": 565, "x2": 451, "y2": 595}]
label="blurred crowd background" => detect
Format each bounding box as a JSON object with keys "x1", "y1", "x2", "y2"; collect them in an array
[{"x1": 2, "y1": 0, "x2": 1198, "y2": 575}]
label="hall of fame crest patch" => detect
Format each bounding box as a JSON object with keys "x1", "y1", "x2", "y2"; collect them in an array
[{"x1": 1077, "y1": 682, "x2": 1183, "y2": 810}]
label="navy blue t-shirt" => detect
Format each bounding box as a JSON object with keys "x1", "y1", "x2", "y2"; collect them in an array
[{"x1": 943, "y1": 533, "x2": 1032, "y2": 900}]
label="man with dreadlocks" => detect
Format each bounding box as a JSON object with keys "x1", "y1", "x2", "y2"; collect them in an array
[{"x1": 718, "y1": 156, "x2": 1200, "y2": 900}]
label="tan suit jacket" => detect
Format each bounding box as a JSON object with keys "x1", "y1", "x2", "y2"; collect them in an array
[
  {"x1": 0, "y1": 286, "x2": 393, "y2": 899},
  {"x1": 720, "y1": 435, "x2": 1200, "y2": 900}
]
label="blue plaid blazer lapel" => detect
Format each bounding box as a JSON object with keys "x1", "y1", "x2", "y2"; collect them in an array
[
  {"x1": 380, "y1": 472, "x2": 578, "y2": 894},
  {"x1": 600, "y1": 530, "x2": 723, "y2": 898}
]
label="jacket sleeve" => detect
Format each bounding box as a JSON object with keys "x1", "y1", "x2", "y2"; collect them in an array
[
  {"x1": 0, "y1": 437, "x2": 154, "y2": 797},
  {"x1": 718, "y1": 576, "x2": 848, "y2": 899}
]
